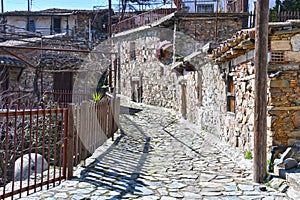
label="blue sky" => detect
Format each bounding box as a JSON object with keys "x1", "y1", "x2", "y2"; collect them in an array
[
  {"x1": 2, "y1": 0, "x2": 115, "y2": 11},
  {"x1": 2, "y1": 0, "x2": 278, "y2": 12}
]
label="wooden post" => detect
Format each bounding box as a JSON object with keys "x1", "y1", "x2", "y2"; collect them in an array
[
  {"x1": 253, "y1": 0, "x2": 269, "y2": 183},
  {"x1": 181, "y1": 80, "x2": 187, "y2": 119},
  {"x1": 67, "y1": 104, "x2": 74, "y2": 178}
]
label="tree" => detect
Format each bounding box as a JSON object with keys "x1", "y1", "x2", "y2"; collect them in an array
[
  {"x1": 271, "y1": 0, "x2": 300, "y2": 12},
  {"x1": 270, "y1": 0, "x2": 300, "y2": 22}
]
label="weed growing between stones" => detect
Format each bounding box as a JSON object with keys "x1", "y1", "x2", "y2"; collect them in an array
[{"x1": 244, "y1": 150, "x2": 253, "y2": 159}]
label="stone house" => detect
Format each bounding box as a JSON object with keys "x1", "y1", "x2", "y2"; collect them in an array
[
  {"x1": 1, "y1": 8, "x2": 112, "y2": 41},
  {"x1": 206, "y1": 20, "x2": 300, "y2": 150},
  {"x1": 112, "y1": 9, "x2": 300, "y2": 153},
  {"x1": 0, "y1": 8, "x2": 115, "y2": 105},
  {"x1": 181, "y1": 0, "x2": 226, "y2": 13},
  {"x1": 0, "y1": 33, "x2": 113, "y2": 106}
]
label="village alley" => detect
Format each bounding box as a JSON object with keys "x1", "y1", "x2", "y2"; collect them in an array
[{"x1": 19, "y1": 96, "x2": 289, "y2": 200}]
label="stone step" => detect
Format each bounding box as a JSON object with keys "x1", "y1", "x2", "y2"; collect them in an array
[{"x1": 286, "y1": 173, "x2": 300, "y2": 191}]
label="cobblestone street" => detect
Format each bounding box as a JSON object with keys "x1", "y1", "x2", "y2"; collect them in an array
[{"x1": 21, "y1": 97, "x2": 289, "y2": 200}]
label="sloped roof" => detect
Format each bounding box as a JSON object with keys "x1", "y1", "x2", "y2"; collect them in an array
[
  {"x1": 3, "y1": 8, "x2": 110, "y2": 16},
  {"x1": 0, "y1": 56, "x2": 27, "y2": 68},
  {"x1": 208, "y1": 20, "x2": 300, "y2": 64}
]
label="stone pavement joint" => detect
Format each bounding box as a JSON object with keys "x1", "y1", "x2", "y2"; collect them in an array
[{"x1": 19, "y1": 97, "x2": 291, "y2": 199}]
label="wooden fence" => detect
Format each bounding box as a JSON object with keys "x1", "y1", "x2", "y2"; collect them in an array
[
  {"x1": 247, "y1": 11, "x2": 300, "y2": 28},
  {"x1": 270, "y1": 11, "x2": 300, "y2": 22},
  {"x1": 67, "y1": 96, "x2": 120, "y2": 177}
]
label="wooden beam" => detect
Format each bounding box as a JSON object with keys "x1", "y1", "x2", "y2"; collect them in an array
[{"x1": 253, "y1": 0, "x2": 269, "y2": 183}]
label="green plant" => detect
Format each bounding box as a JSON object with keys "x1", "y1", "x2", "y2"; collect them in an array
[
  {"x1": 244, "y1": 151, "x2": 253, "y2": 159},
  {"x1": 92, "y1": 92, "x2": 104, "y2": 102}
]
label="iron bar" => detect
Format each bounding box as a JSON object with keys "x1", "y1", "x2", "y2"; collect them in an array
[
  {"x1": 0, "y1": 47, "x2": 38, "y2": 69},
  {"x1": 0, "y1": 45, "x2": 117, "y2": 54}
]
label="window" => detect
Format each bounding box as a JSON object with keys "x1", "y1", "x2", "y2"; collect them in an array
[
  {"x1": 53, "y1": 18, "x2": 61, "y2": 33},
  {"x1": 28, "y1": 19, "x2": 36, "y2": 32},
  {"x1": 197, "y1": 4, "x2": 214, "y2": 13},
  {"x1": 197, "y1": 70, "x2": 203, "y2": 106},
  {"x1": 227, "y1": 75, "x2": 235, "y2": 113}
]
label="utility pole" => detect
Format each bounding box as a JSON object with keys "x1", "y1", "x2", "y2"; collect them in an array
[
  {"x1": 108, "y1": 0, "x2": 112, "y2": 37},
  {"x1": 253, "y1": 0, "x2": 269, "y2": 183},
  {"x1": 1, "y1": 0, "x2": 3, "y2": 14},
  {"x1": 1, "y1": 0, "x2": 4, "y2": 32},
  {"x1": 27, "y1": 0, "x2": 30, "y2": 31}
]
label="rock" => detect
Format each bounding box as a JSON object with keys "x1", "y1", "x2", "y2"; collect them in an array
[
  {"x1": 14, "y1": 153, "x2": 48, "y2": 181},
  {"x1": 166, "y1": 181, "x2": 186, "y2": 189},
  {"x1": 284, "y1": 158, "x2": 298, "y2": 170},
  {"x1": 278, "y1": 183, "x2": 289, "y2": 193},
  {"x1": 293, "y1": 141, "x2": 300, "y2": 148}
]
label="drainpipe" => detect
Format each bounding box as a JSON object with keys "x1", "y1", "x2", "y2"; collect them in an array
[
  {"x1": 88, "y1": 17, "x2": 92, "y2": 42},
  {"x1": 27, "y1": 0, "x2": 30, "y2": 31},
  {"x1": 172, "y1": 21, "x2": 177, "y2": 63}
]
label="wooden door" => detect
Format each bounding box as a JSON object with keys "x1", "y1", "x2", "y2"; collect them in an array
[{"x1": 53, "y1": 72, "x2": 73, "y2": 103}]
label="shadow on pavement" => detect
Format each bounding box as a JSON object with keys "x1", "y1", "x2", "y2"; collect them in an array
[
  {"x1": 120, "y1": 105, "x2": 143, "y2": 115},
  {"x1": 76, "y1": 110, "x2": 151, "y2": 199}
]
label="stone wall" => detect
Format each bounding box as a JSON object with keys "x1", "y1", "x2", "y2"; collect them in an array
[
  {"x1": 183, "y1": 53, "x2": 256, "y2": 151},
  {"x1": 267, "y1": 31, "x2": 300, "y2": 147},
  {"x1": 174, "y1": 13, "x2": 245, "y2": 46},
  {"x1": 268, "y1": 66, "x2": 300, "y2": 147},
  {"x1": 116, "y1": 28, "x2": 182, "y2": 112}
]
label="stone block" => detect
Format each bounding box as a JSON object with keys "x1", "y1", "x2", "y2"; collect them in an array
[
  {"x1": 286, "y1": 170, "x2": 300, "y2": 190},
  {"x1": 270, "y1": 80, "x2": 290, "y2": 88},
  {"x1": 288, "y1": 139, "x2": 300, "y2": 146},
  {"x1": 273, "y1": 165, "x2": 287, "y2": 179},
  {"x1": 288, "y1": 130, "x2": 300, "y2": 138},
  {"x1": 292, "y1": 111, "x2": 300, "y2": 128},
  {"x1": 285, "y1": 51, "x2": 300, "y2": 62},
  {"x1": 271, "y1": 40, "x2": 292, "y2": 51},
  {"x1": 284, "y1": 158, "x2": 298, "y2": 170},
  {"x1": 291, "y1": 34, "x2": 300, "y2": 51}
]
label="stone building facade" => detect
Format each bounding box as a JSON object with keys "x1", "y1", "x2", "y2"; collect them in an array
[
  {"x1": 113, "y1": 12, "x2": 300, "y2": 153},
  {"x1": 2, "y1": 9, "x2": 111, "y2": 41}
]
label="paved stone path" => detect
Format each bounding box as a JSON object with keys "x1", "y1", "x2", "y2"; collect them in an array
[{"x1": 20, "y1": 97, "x2": 289, "y2": 199}]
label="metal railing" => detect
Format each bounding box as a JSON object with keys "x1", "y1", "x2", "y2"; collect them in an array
[
  {"x1": 0, "y1": 91, "x2": 119, "y2": 199},
  {"x1": 0, "y1": 105, "x2": 68, "y2": 199},
  {"x1": 112, "y1": 8, "x2": 177, "y2": 34},
  {"x1": 0, "y1": 90, "x2": 92, "y2": 109}
]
